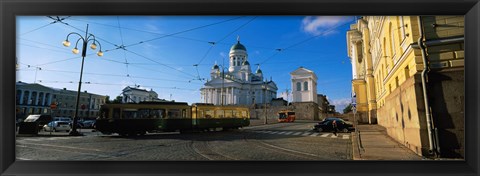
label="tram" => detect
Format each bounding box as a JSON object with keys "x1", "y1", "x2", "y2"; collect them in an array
[
  {"x1": 277, "y1": 110, "x2": 295, "y2": 122},
  {"x1": 95, "y1": 102, "x2": 250, "y2": 136}
]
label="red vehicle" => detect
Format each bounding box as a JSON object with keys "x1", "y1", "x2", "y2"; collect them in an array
[{"x1": 278, "y1": 110, "x2": 295, "y2": 122}]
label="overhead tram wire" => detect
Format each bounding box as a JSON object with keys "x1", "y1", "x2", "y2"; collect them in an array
[
  {"x1": 36, "y1": 68, "x2": 203, "y2": 84},
  {"x1": 122, "y1": 48, "x2": 198, "y2": 79},
  {"x1": 19, "y1": 16, "x2": 71, "y2": 36},
  {"x1": 257, "y1": 18, "x2": 356, "y2": 65},
  {"x1": 115, "y1": 16, "x2": 136, "y2": 84},
  {"x1": 196, "y1": 16, "x2": 257, "y2": 66},
  {"x1": 37, "y1": 80, "x2": 197, "y2": 91},
  {"x1": 192, "y1": 16, "x2": 257, "y2": 83},
  {"x1": 57, "y1": 16, "x2": 248, "y2": 80},
  {"x1": 66, "y1": 16, "x2": 332, "y2": 56},
  {"x1": 122, "y1": 16, "x2": 247, "y2": 48}
]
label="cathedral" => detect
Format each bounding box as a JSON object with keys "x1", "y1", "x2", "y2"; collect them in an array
[{"x1": 200, "y1": 39, "x2": 278, "y2": 106}]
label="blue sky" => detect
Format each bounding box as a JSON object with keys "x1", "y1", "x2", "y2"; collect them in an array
[{"x1": 16, "y1": 16, "x2": 355, "y2": 112}]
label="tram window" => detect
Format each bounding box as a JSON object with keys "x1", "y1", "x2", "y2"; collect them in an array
[
  {"x1": 182, "y1": 109, "x2": 187, "y2": 118},
  {"x1": 196, "y1": 110, "x2": 204, "y2": 119},
  {"x1": 122, "y1": 109, "x2": 138, "y2": 119},
  {"x1": 225, "y1": 110, "x2": 233, "y2": 118},
  {"x1": 151, "y1": 109, "x2": 166, "y2": 119},
  {"x1": 241, "y1": 111, "x2": 248, "y2": 118},
  {"x1": 100, "y1": 108, "x2": 109, "y2": 119},
  {"x1": 168, "y1": 109, "x2": 182, "y2": 119},
  {"x1": 138, "y1": 109, "x2": 150, "y2": 118},
  {"x1": 113, "y1": 108, "x2": 121, "y2": 119},
  {"x1": 232, "y1": 110, "x2": 239, "y2": 117},
  {"x1": 215, "y1": 110, "x2": 224, "y2": 118},
  {"x1": 205, "y1": 110, "x2": 214, "y2": 118}
]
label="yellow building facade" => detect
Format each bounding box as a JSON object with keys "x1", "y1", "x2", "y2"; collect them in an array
[{"x1": 347, "y1": 16, "x2": 464, "y2": 158}]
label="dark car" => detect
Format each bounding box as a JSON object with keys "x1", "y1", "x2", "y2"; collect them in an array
[
  {"x1": 313, "y1": 118, "x2": 354, "y2": 133},
  {"x1": 23, "y1": 114, "x2": 53, "y2": 131}
]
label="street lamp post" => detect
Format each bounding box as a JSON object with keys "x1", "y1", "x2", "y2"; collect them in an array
[{"x1": 62, "y1": 24, "x2": 103, "y2": 136}]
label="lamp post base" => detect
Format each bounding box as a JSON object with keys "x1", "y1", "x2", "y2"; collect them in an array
[{"x1": 69, "y1": 130, "x2": 83, "y2": 136}]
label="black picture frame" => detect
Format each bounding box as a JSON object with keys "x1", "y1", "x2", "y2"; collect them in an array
[{"x1": 1, "y1": 0, "x2": 479, "y2": 176}]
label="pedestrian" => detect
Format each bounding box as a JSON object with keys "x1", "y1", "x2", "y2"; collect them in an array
[{"x1": 332, "y1": 120, "x2": 338, "y2": 136}]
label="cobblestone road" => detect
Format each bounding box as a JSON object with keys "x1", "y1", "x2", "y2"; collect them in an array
[{"x1": 16, "y1": 122, "x2": 352, "y2": 160}]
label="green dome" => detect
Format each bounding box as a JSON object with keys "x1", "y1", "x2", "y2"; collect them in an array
[
  {"x1": 256, "y1": 69, "x2": 262, "y2": 74},
  {"x1": 212, "y1": 64, "x2": 219, "y2": 69},
  {"x1": 242, "y1": 60, "x2": 250, "y2": 65},
  {"x1": 230, "y1": 41, "x2": 247, "y2": 51}
]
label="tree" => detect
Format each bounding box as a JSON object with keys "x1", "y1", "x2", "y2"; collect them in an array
[
  {"x1": 112, "y1": 96, "x2": 123, "y2": 103},
  {"x1": 343, "y1": 103, "x2": 353, "y2": 114}
]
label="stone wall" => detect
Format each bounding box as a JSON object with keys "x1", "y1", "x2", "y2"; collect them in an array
[
  {"x1": 377, "y1": 74, "x2": 431, "y2": 156},
  {"x1": 428, "y1": 69, "x2": 464, "y2": 158},
  {"x1": 291, "y1": 102, "x2": 319, "y2": 120}
]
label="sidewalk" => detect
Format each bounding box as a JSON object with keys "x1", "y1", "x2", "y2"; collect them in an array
[{"x1": 352, "y1": 124, "x2": 423, "y2": 160}]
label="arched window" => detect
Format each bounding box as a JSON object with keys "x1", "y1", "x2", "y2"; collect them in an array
[
  {"x1": 389, "y1": 22, "x2": 395, "y2": 58},
  {"x1": 296, "y1": 82, "x2": 301, "y2": 91},
  {"x1": 304, "y1": 81, "x2": 308, "y2": 91}
]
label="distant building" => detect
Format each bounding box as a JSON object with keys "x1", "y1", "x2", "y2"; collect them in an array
[
  {"x1": 200, "y1": 39, "x2": 278, "y2": 106},
  {"x1": 122, "y1": 86, "x2": 161, "y2": 103},
  {"x1": 271, "y1": 97, "x2": 287, "y2": 106},
  {"x1": 317, "y1": 94, "x2": 330, "y2": 119},
  {"x1": 290, "y1": 67, "x2": 319, "y2": 120},
  {"x1": 16, "y1": 82, "x2": 106, "y2": 120},
  {"x1": 290, "y1": 67, "x2": 318, "y2": 103}
]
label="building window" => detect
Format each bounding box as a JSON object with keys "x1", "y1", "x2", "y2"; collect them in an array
[
  {"x1": 16, "y1": 90, "x2": 21, "y2": 104},
  {"x1": 399, "y1": 16, "x2": 406, "y2": 41},
  {"x1": 23, "y1": 91, "x2": 29, "y2": 104},
  {"x1": 395, "y1": 76, "x2": 399, "y2": 88},
  {"x1": 304, "y1": 81, "x2": 308, "y2": 91},
  {"x1": 296, "y1": 82, "x2": 301, "y2": 91},
  {"x1": 404, "y1": 66, "x2": 410, "y2": 79},
  {"x1": 389, "y1": 22, "x2": 396, "y2": 59},
  {"x1": 31, "y1": 91, "x2": 37, "y2": 105}
]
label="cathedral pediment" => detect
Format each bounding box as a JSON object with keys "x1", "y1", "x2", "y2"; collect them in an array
[{"x1": 205, "y1": 78, "x2": 237, "y2": 85}]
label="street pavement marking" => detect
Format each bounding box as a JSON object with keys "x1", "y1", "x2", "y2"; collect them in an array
[
  {"x1": 18, "y1": 142, "x2": 103, "y2": 152},
  {"x1": 18, "y1": 136, "x2": 83, "y2": 142},
  {"x1": 252, "y1": 130, "x2": 349, "y2": 140},
  {"x1": 302, "y1": 132, "x2": 312, "y2": 136},
  {"x1": 320, "y1": 133, "x2": 330, "y2": 137}
]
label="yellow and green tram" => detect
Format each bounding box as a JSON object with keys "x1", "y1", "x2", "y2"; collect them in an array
[{"x1": 95, "y1": 102, "x2": 250, "y2": 136}]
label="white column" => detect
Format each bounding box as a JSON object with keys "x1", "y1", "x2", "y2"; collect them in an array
[
  {"x1": 27, "y1": 91, "x2": 32, "y2": 105},
  {"x1": 19, "y1": 90, "x2": 24, "y2": 105},
  {"x1": 35, "y1": 92, "x2": 40, "y2": 105},
  {"x1": 351, "y1": 42, "x2": 358, "y2": 79},
  {"x1": 41, "y1": 92, "x2": 46, "y2": 106}
]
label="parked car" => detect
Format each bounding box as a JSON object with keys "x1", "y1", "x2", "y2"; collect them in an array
[
  {"x1": 313, "y1": 118, "x2": 354, "y2": 133},
  {"x1": 43, "y1": 121, "x2": 71, "y2": 132},
  {"x1": 53, "y1": 117, "x2": 72, "y2": 123},
  {"x1": 23, "y1": 114, "x2": 53, "y2": 131},
  {"x1": 69, "y1": 121, "x2": 84, "y2": 129},
  {"x1": 81, "y1": 120, "x2": 96, "y2": 128}
]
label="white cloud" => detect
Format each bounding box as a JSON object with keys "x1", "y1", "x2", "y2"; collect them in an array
[
  {"x1": 301, "y1": 16, "x2": 352, "y2": 36},
  {"x1": 328, "y1": 97, "x2": 352, "y2": 112},
  {"x1": 219, "y1": 52, "x2": 227, "y2": 58}
]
